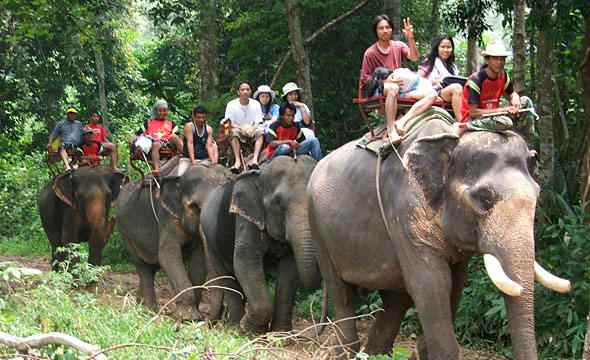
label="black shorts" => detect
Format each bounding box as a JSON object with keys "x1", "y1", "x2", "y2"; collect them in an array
[
  {"x1": 157, "y1": 140, "x2": 171, "y2": 149},
  {"x1": 59, "y1": 142, "x2": 78, "y2": 150}
]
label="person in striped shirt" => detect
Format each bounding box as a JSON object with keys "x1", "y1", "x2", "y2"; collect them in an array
[{"x1": 46, "y1": 107, "x2": 83, "y2": 171}]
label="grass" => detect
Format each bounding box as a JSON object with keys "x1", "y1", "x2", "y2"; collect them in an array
[{"x1": 0, "y1": 261, "x2": 300, "y2": 359}]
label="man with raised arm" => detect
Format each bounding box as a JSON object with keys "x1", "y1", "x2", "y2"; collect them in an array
[{"x1": 361, "y1": 15, "x2": 429, "y2": 143}]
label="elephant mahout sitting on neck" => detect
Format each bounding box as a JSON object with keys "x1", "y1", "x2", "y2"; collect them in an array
[
  {"x1": 38, "y1": 164, "x2": 127, "y2": 270},
  {"x1": 200, "y1": 155, "x2": 322, "y2": 333},
  {"x1": 307, "y1": 118, "x2": 570, "y2": 359},
  {"x1": 115, "y1": 161, "x2": 233, "y2": 320}
]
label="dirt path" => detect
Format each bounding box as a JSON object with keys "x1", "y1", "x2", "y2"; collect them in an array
[{"x1": 0, "y1": 255, "x2": 504, "y2": 359}]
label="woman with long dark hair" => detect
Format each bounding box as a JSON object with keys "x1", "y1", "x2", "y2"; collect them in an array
[{"x1": 417, "y1": 34, "x2": 463, "y2": 121}]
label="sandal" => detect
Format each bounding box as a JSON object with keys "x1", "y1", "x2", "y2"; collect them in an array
[
  {"x1": 230, "y1": 166, "x2": 240, "y2": 174},
  {"x1": 247, "y1": 163, "x2": 260, "y2": 171}
]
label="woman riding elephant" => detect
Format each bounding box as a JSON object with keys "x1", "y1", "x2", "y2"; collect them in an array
[
  {"x1": 200, "y1": 155, "x2": 322, "y2": 333},
  {"x1": 307, "y1": 117, "x2": 570, "y2": 359},
  {"x1": 38, "y1": 164, "x2": 127, "y2": 269},
  {"x1": 115, "y1": 161, "x2": 233, "y2": 320}
]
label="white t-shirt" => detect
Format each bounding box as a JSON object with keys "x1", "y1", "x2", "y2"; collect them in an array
[{"x1": 224, "y1": 98, "x2": 263, "y2": 127}]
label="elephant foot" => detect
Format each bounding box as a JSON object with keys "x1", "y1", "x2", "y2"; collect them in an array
[
  {"x1": 239, "y1": 316, "x2": 269, "y2": 334},
  {"x1": 269, "y1": 321, "x2": 292, "y2": 333},
  {"x1": 177, "y1": 303, "x2": 202, "y2": 322}
]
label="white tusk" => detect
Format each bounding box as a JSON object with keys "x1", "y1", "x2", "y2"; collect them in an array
[
  {"x1": 534, "y1": 261, "x2": 571, "y2": 293},
  {"x1": 483, "y1": 254, "x2": 524, "y2": 297}
]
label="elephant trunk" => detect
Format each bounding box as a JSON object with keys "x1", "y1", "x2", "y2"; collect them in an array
[
  {"x1": 84, "y1": 190, "x2": 109, "y2": 265},
  {"x1": 480, "y1": 196, "x2": 537, "y2": 359},
  {"x1": 286, "y1": 209, "x2": 321, "y2": 290}
]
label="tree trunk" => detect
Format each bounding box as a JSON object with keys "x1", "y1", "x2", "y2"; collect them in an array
[
  {"x1": 284, "y1": 0, "x2": 313, "y2": 114},
  {"x1": 585, "y1": 295, "x2": 590, "y2": 359},
  {"x1": 580, "y1": 18, "x2": 590, "y2": 225},
  {"x1": 270, "y1": 0, "x2": 370, "y2": 89},
  {"x1": 199, "y1": 0, "x2": 217, "y2": 102},
  {"x1": 430, "y1": 0, "x2": 439, "y2": 41},
  {"x1": 513, "y1": 0, "x2": 526, "y2": 93},
  {"x1": 466, "y1": 31, "x2": 479, "y2": 75},
  {"x1": 384, "y1": 0, "x2": 402, "y2": 41},
  {"x1": 93, "y1": 47, "x2": 109, "y2": 134},
  {"x1": 537, "y1": 29, "x2": 554, "y2": 194}
]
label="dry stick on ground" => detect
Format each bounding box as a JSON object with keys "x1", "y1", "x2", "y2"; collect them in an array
[
  {"x1": 270, "y1": 0, "x2": 371, "y2": 89},
  {"x1": 0, "y1": 331, "x2": 108, "y2": 360}
]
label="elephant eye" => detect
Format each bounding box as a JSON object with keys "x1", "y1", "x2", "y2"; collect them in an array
[{"x1": 469, "y1": 186, "x2": 496, "y2": 212}]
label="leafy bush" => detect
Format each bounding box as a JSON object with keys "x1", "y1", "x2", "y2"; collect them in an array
[{"x1": 535, "y1": 207, "x2": 590, "y2": 358}]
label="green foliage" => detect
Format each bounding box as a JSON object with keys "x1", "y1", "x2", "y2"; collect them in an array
[
  {"x1": 535, "y1": 207, "x2": 590, "y2": 358},
  {"x1": 53, "y1": 243, "x2": 112, "y2": 288},
  {"x1": 357, "y1": 347, "x2": 409, "y2": 360},
  {"x1": 0, "y1": 153, "x2": 51, "y2": 242}
]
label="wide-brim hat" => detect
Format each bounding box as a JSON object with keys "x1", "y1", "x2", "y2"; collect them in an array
[
  {"x1": 282, "y1": 82, "x2": 303, "y2": 99},
  {"x1": 481, "y1": 40, "x2": 512, "y2": 57},
  {"x1": 65, "y1": 107, "x2": 78, "y2": 114},
  {"x1": 83, "y1": 127, "x2": 94, "y2": 135},
  {"x1": 253, "y1": 85, "x2": 276, "y2": 100}
]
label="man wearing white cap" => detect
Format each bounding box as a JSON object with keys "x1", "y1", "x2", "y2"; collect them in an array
[
  {"x1": 46, "y1": 107, "x2": 83, "y2": 171},
  {"x1": 457, "y1": 40, "x2": 537, "y2": 140}
]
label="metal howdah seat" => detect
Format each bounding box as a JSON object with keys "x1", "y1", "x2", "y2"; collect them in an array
[
  {"x1": 353, "y1": 77, "x2": 452, "y2": 137},
  {"x1": 45, "y1": 147, "x2": 79, "y2": 177},
  {"x1": 216, "y1": 118, "x2": 267, "y2": 169},
  {"x1": 128, "y1": 142, "x2": 181, "y2": 182}
]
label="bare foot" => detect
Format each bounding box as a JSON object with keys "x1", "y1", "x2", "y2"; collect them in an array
[
  {"x1": 151, "y1": 169, "x2": 160, "y2": 177},
  {"x1": 529, "y1": 150, "x2": 537, "y2": 158},
  {"x1": 453, "y1": 122, "x2": 467, "y2": 137},
  {"x1": 396, "y1": 126, "x2": 406, "y2": 137},
  {"x1": 388, "y1": 131, "x2": 403, "y2": 145}
]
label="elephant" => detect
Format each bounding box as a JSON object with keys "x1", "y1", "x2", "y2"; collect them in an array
[
  {"x1": 200, "y1": 155, "x2": 322, "y2": 333},
  {"x1": 38, "y1": 164, "x2": 127, "y2": 269},
  {"x1": 306, "y1": 118, "x2": 571, "y2": 359},
  {"x1": 115, "y1": 161, "x2": 233, "y2": 320}
]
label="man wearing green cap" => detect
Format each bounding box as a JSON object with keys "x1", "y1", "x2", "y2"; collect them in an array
[{"x1": 46, "y1": 107, "x2": 84, "y2": 171}]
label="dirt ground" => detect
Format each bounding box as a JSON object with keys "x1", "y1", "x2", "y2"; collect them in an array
[{"x1": 0, "y1": 255, "x2": 505, "y2": 359}]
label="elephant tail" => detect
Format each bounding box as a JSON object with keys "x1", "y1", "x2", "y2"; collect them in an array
[{"x1": 314, "y1": 282, "x2": 329, "y2": 337}]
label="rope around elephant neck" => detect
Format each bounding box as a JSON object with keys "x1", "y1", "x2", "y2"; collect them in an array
[
  {"x1": 149, "y1": 178, "x2": 160, "y2": 224},
  {"x1": 376, "y1": 151, "x2": 396, "y2": 248}
]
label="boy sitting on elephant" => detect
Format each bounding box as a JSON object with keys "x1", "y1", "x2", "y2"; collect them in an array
[
  {"x1": 265, "y1": 102, "x2": 322, "y2": 162},
  {"x1": 77, "y1": 127, "x2": 106, "y2": 167}
]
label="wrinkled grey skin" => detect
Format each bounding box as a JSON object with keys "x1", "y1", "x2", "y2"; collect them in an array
[
  {"x1": 201, "y1": 155, "x2": 322, "y2": 333},
  {"x1": 308, "y1": 119, "x2": 541, "y2": 359},
  {"x1": 38, "y1": 165, "x2": 127, "y2": 270},
  {"x1": 115, "y1": 162, "x2": 232, "y2": 320}
]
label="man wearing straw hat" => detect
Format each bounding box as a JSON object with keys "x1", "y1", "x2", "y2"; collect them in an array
[
  {"x1": 46, "y1": 107, "x2": 84, "y2": 172},
  {"x1": 456, "y1": 40, "x2": 537, "y2": 143}
]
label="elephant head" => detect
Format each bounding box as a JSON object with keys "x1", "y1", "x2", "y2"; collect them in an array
[
  {"x1": 159, "y1": 163, "x2": 232, "y2": 235},
  {"x1": 229, "y1": 155, "x2": 321, "y2": 290},
  {"x1": 402, "y1": 128, "x2": 570, "y2": 359},
  {"x1": 53, "y1": 164, "x2": 127, "y2": 265}
]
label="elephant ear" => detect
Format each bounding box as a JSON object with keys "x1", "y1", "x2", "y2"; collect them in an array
[
  {"x1": 158, "y1": 175, "x2": 182, "y2": 220},
  {"x1": 109, "y1": 172, "x2": 129, "y2": 208},
  {"x1": 402, "y1": 133, "x2": 458, "y2": 216},
  {"x1": 230, "y1": 171, "x2": 264, "y2": 230},
  {"x1": 53, "y1": 172, "x2": 75, "y2": 209}
]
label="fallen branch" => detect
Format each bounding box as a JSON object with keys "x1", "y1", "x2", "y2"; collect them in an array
[{"x1": 0, "y1": 331, "x2": 108, "y2": 360}]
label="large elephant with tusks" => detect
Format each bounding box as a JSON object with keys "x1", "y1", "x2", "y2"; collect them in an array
[{"x1": 307, "y1": 118, "x2": 571, "y2": 359}]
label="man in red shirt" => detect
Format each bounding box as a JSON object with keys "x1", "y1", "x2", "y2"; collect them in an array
[
  {"x1": 457, "y1": 40, "x2": 525, "y2": 136},
  {"x1": 131, "y1": 100, "x2": 183, "y2": 176},
  {"x1": 84, "y1": 110, "x2": 122, "y2": 171},
  {"x1": 266, "y1": 102, "x2": 322, "y2": 162}
]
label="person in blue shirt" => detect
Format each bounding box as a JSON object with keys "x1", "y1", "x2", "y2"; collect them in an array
[{"x1": 254, "y1": 85, "x2": 279, "y2": 128}]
